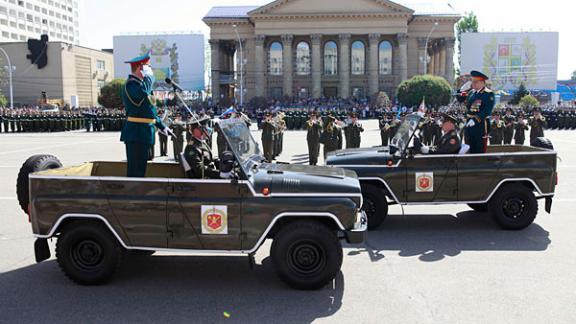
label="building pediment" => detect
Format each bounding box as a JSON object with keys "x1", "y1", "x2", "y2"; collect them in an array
[{"x1": 249, "y1": 0, "x2": 414, "y2": 18}]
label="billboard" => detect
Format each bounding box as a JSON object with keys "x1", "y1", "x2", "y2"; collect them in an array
[
  {"x1": 461, "y1": 32, "x2": 559, "y2": 90},
  {"x1": 113, "y1": 33, "x2": 205, "y2": 91}
]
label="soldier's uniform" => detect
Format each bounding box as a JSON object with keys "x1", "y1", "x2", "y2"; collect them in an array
[
  {"x1": 514, "y1": 115, "x2": 529, "y2": 145},
  {"x1": 306, "y1": 113, "x2": 323, "y2": 166},
  {"x1": 261, "y1": 113, "x2": 275, "y2": 162},
  {"x1": 321, "y1": 116, "x2": 343, "y2": 159},
  {"x1": 490, "y1": 113, "x2": 505, "y2": 145},
  {"x1": 120, "y1": 52, "x2": 167, "y2": 177},
  {"x1": 379, "y1": 114, "x2": 392, "y2": 146},
  {"x1": 503, "y1": 110, "x2": 515, "y2": 144},
  {"x1": 182, "y1": 115, "x2": 220, "y2": 179},
  {"x1": 459, "y1": 71, "x2": 495, "y2": 154},
  {"x1": 344, "y1": 113, "x2": 364, "y2": 149},
  {"x1": 170, "y1": 119, "x2": 186, "y2": 162},
  {"x1": 529, "y1": 109, "x2": 547, "y2": 145}
]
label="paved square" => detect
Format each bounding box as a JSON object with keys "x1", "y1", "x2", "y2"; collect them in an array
[{"x1": 0, "y1": 121, "x2": 575, "y2": 323}]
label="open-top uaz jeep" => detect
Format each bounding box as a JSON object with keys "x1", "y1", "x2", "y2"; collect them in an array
[
  {"x1": 326, "y1": 114, "x2": 557, "y2": 231},
  {"x1": 17, "y1": 118, "x2": 366, "y2": 290}
]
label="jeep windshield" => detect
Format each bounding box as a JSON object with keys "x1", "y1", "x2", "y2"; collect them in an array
[
  {"x1": 390, "y1": 114, "x2": 423, "y2": 153},
  {"x1": 217, "y1": 118, "x2": 264, "y2": 172}
]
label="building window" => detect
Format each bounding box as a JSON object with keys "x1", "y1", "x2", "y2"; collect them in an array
[
  {"x1": 268, "y1": 41, "x2": 283, "y2": 76},
  {"x1": 270, "y1": 87, "x2": 283, "y2": 99},
  {"x1": 296, "y1": 41, "x2": 310, "y2": 76},
  {"x1": 379, "y1": 41, "x2": 392, "y2": 75},
  {"x1": 352, "y1": 87, "x2": 365, "y2": 98},
  {"x1": 324, "y1": 41, "x2": 338, "y2": 75},
  {"x1": 96, "y1": 60, "x2": 105, "y2": 71},
  {"x1": 298, "y1": 87, "x2": 309, "y2": 99},
  {"x1": 97, "y1": 80, "x2": 105, "y2": 92},
  {"x1": 351, "y1": 41, "x2": 365, "y2": 75}
]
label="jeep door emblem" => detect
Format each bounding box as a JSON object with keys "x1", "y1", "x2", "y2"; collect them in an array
[
  {"x1": 416, "y1": 173, "x2": 434, "y2": 193},
  {"x1": 201, "y1": 206, "x2": 228, "y2": 234}
]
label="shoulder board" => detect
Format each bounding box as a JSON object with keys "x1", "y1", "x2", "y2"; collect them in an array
[{"x1": 483, "y1": 88, "x2": 493, "y2": 93}]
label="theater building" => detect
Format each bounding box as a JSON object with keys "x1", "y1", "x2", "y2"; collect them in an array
[{"x1": 203, "y1": 0, "x2": 460, "y2": 103}]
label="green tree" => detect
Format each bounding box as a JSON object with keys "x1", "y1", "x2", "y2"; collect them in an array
[
  {"x1": 519, "y1": 95, "x2": 539, "y2": 109},
  {"x1": 456, "y1": 12, "x2": 479, "y2": 74},
  {"x1": 98, "y1": 79, "x2": 126, "y2": 109},
  {"x1": 510, "y1": 83, "x2": 529, "y2": 105},
  {"x1": 0, "y1": 91, "x2": 7, "y2": 107},
  {"x1": 396, "y1": 75, "x2": 452, "y2": 108}
]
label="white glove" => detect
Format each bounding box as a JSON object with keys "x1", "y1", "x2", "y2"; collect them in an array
[
  {"x1": 460, "y1": 81, "x2": 472, "y2": 92},
  {"x1": 142, "y1": 65, "x2": 154, "y2": 78},
  {"x1": 466, "y1": 120, "x2": 476, "y2": 128},
  {"x1": 219, "y1": 172, "x2": 233, "y2": 179},
  {"x1": 420, "y1": 145, "x2": 430, "y2": 154},
  {"x1": 161, "y1": 127, "x2": 175, "y2": 138}
]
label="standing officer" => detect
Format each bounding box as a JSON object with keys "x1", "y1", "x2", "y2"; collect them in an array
[
  {"x1": 489, "y1": 112, "x2": 504, "y2": 145},
  {"x1": 379, "y1": 112, "x2": 392, "y2": 146},
  {"x1": 170, "y1": 114, "x2": 186, "y2": 162},
  {"x1": 344, "y1": 112, "x2": 364, "y2": 148},
  {"x1": 158, "y1": 110, "x2": 168, "y2": 157},
  {"x1": 529, "y1": 108, "x2": 547, "y2": 145},
  {"x1": 320, "y1": 116, "x2": 343, "y2": 159},
  {"x1": 306, "y1": 112, "x2": 323, "y2": 166},
  {"x1": 458, "y1": 71, "x2": 495, "y2": 153},
  {"x1": 261, "y1": 112, "x2": 275, "y2": 162},
  {"x1": 120, "y1": 52, "x2": 173, "y2": 177},
  {"x1": 502, "y1": 108, "x2": 515, "y2": 144},
  {"x1": 514, "y1": 112, "x2": 529, "y2": 145}
]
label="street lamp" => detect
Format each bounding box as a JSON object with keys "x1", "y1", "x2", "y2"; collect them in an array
[
  {"x1": 421, "y1": 21, "x2": 439, "y2": 75},
  {"x1": 0, "y1": 47, "x2": 14, "y2": 109},
  {"x1": 232, "y1": 24, "x2": 244, "y2": 107}
]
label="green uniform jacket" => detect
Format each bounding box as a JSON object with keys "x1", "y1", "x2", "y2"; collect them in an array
[{"x1": 120, "y1": 74, "x2": 166, "y2": 145}]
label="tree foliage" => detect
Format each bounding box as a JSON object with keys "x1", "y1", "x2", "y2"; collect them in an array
[
  {"x1": 396, "y1": 75, "x2": 452, "y2": 108},
  {"x1": 510, "y1": 83, "x2": 529, "y2": 105},
  {"x1": 0, "y1": 91, "x2": 7, "y2": 107},
  {"x1": 519, "y1": 95, "x2": 539, "y2": 109},
  {"x1": 456, "y1": 12, "x2": 479, "y2": 74},
  {"x1": 98, "y1": 79, "x2": 126, "y2": 109}
]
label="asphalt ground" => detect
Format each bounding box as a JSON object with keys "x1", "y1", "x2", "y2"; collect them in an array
[{"x1": 0, "y1": 120, "x2": 575, "y2": 324}]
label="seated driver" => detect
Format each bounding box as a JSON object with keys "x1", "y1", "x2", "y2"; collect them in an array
[
  {"x1": 416, "y1": 114, "x2": 461, "y2": 155},
  {"x1": 182, "y1": 115, "x2": 232, "y2": 179}
]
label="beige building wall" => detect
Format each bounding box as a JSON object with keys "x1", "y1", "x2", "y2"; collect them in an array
[{"x1": 0, "y1": 42, "x2": 113, "y2": 107}]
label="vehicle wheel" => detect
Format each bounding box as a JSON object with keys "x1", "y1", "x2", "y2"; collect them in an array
[
  {"x1": 468, "y1": 203, "x2": 488, "y2": 212},
  {"x1": 488, "y1": 184, "x2": 538, "y2": 230},
  {"x1": 271, "y1": 220, "x2": 342, "y2": 290},
  {"x1": 361, "y1": 185, "x2": 388, "y2": 230},
  {"x1": 530, "y1": 137, "x2": 554, "y2": 150},
  {"x1": 16, "y1": 154, "x2": 62, "y2": 214},
  {"x1": 56, "y1": 222, "x2": 123, "y2": 285}
]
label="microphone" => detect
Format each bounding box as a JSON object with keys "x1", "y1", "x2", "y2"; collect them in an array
[{"x1": 165, "y1": 78, "x2": 183, "y2": 92}]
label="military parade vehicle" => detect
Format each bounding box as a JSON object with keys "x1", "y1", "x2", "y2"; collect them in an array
[
  {"x1": 17, "y1": 118, "x2": 366, "y2": 290},
  {"x1": 326, "y1": 114, "x2": 558, "y2": 231}
]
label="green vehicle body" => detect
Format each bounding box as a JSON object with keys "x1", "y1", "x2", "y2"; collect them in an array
[
  {"x1": 26, "y1": 119, "x2": 366, "y2": 279},
  {"x1": 326, "y1": 114, "x2": 557, "y2": 227}
]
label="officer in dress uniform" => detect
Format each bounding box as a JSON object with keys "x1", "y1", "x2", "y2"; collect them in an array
[
  {"x1": 458, "y1": 71, "x2": 495, "y2": 154},
  {"x1": 120, "y1": 52, "x2": 173, "y2": 177},
  {"x1": 415, "y1": 114, "x2": 461, "y2": 155}
]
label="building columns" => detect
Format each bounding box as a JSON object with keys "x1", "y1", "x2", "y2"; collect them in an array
[
  {"x1": 339, "y1": 33, "x2": 351, "y2": 98},
  {"x1": 311, "y1": 34, "x2": 322, "y2": 98},
  {"x1": 254, "y1": 35, "x2": 266, "y2": 97},
  {"x1": 433, "y1": 41, "x2": 441, "y2": 76},
  {"x1": 397, "y1": 33, "x2": 408, "y2": 82},
  {"x1": 281, "y1": 34, "x2": 294, "y2": 97},
  {"x1": 444, "y1": 37, "x2": 456, "y2": 84},
  {"x1": 417, "y1": 37, "x2": 427, "y2": 75},
  {"x1": 368, "y1": 33, "x2": 380, "y2": 96},
  {"x1": 209, "y1": 39, "x2": 220, "y2": 102},
  {"x1": 438, "y1": 38, "x2": 446, "y2": 78}
]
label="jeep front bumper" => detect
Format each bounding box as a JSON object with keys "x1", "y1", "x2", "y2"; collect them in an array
[{"x1": 345, "y1": 211, "x2": 367, "y2": 244}]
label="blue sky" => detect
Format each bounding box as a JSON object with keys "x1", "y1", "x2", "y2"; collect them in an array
[{"x1": 79, "y1": 0, "x2": 575, "y2": 79}]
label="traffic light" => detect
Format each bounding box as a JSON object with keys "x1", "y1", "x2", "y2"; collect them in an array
[{"x1": 26, "y1": 34, "x2": 49, "y2": 69}]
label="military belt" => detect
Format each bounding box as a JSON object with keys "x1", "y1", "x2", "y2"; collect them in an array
[{"x1": 127, "y1": 117, "x2": 155, "y2": 124}]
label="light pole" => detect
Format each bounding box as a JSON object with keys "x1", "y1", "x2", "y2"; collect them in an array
[
  {"x1": 0, "y1": 47, "x2": 14, "y2": 109},
  {"x1": 422, "y1": 22, "x2": 439, "y2": 75},
  {"x1": 232, "y1": 24, "x2": 244, "y2": 107}
]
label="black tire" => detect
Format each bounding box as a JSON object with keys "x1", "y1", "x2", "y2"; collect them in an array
[
  {"x1": 16, "y1": 154, "x2": 62, "y2": 214},
  {"x1": 530, "y1": 137, "x2": 554, "y2": 150},
  {"x1": 56, "y1": 222, "x2": 124, "y2": 285},
  {"x1": 488, "y1": 184, "x2": 538, "y2": 230},
  {"x1": 271, "y1": 220, "x2": 342, "y2": 290},
  {"x1": 468, "y1": 203, "x2": 488, "y2": 212},
  {"x1": 361, "y1": 185, "x2": 388, "y2": 230}
]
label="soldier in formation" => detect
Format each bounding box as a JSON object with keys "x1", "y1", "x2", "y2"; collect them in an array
[{"x1": 306, "y1": 112, "x2": 323, "y2": 166}]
